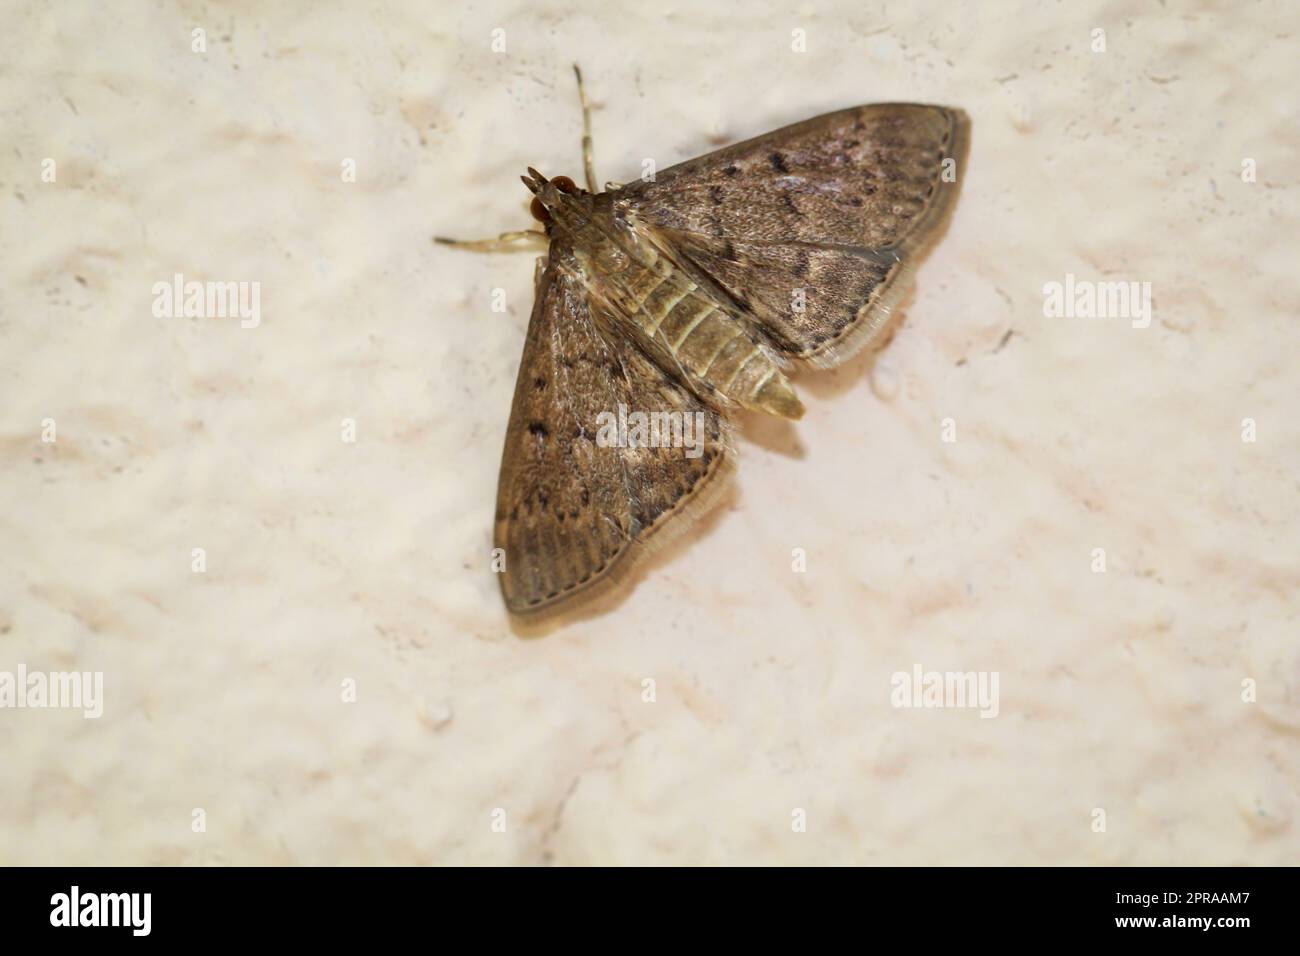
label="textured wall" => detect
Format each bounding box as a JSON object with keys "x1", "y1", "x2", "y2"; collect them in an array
[{"x1": 1, "y1": 0, "x2": 1296, "y2": 864}]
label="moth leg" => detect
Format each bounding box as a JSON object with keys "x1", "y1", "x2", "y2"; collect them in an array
[
  {"x1": 573, "y1": 64, "x2": 597, "y2": 193},
  {"x1": 432, "y1": 230, "x2": 548, "y2": 252}
]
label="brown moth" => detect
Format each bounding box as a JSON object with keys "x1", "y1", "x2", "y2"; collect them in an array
[{"x1": 438, "y1": 68, "x2": 969, "y2": 616}]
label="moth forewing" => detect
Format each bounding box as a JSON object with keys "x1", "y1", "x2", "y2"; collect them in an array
[
  {"x1": 798, "y1": 105, "x2": 971, "y2": 369},
  {"x1": 493, "y1": 251, "x2": 735, "y2": 617},
  {"x1": 617, "y1": 103, "x2": 971, "y2": 370}
]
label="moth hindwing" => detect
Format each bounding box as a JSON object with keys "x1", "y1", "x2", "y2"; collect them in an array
[{"x1": 489, "y1": 97, "x2": 968, "y2": 616}]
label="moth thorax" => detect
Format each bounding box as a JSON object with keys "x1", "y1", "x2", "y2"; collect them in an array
[{"x1": 587, "y1": 241, "x2": 629, "y2": 273}]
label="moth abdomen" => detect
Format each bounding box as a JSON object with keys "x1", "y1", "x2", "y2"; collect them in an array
[{"x1": 567, "y1": 211, "x2": 807, "y2": 420}]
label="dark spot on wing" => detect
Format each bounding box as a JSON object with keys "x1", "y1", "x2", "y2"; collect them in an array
[
  {"x1": 708, "y1": 206, "x2": 723, "y2": 237},
  {"x1": 709, "y1": 185, "x2": 724, "y2": 205},
  {"x1": 528, "y1": 422, "x2": 549, "y2": 439},
  {"x1": 769, "y1": 151, "x2": 789, "y2": 173},
  {"x1": 723, "y1": 164, "x2": 739, "y2": 177}
]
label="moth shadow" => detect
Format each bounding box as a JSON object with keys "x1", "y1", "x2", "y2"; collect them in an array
[
  {"x1": 505, "y1": 479, "x2": 741, "y2": 639},
  {"x1": 733, "y1": 407, "x2": 806, "y2": 459}
]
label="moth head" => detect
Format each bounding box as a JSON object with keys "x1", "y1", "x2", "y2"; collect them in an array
[{"x1": 522, "y1": 168, "x2": 590, "y2": 232}]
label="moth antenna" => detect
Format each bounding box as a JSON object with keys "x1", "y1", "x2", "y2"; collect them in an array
[
  {"x1": 573, "y1": 64, "x2": 597, "y2": 193},
  {"x1": 433, "y1": 230, "x2": 548, "y2": 252}
]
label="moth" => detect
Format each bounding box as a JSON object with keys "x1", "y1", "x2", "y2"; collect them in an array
[{"x1": 438, "y1": 68, "x2": 968, "y2": 617}]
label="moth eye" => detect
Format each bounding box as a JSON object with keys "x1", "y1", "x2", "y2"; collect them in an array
[
  {"x1": 552, "y1": 175, "x2": 578, "y2": 194},
  {"x1": 530, "y1": 197, "x2": 551, "y2": 223}
]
